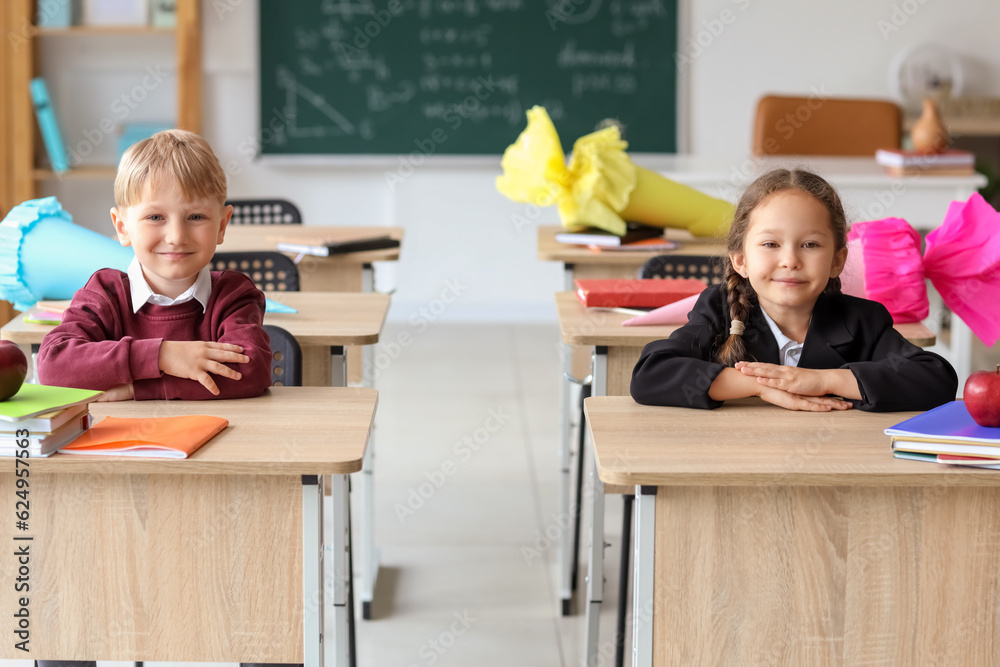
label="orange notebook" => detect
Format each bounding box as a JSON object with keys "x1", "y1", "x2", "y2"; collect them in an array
[
  {"x1": 575, "y1": 278, "x2": 706, "y2": 308},
  {"x1": 59, "y1": 415, "x2": 228, "y2": 459}
]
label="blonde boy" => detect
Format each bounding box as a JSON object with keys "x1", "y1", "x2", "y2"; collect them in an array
[{"x1": 38, "y1": 129, "x2": 271, "y2": 401}]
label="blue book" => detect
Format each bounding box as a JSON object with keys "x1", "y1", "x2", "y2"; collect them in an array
[
  {"x1": 886, "y1": 400, "x2": 1000, "y2": 458},
  {"x1": 37, "y1": 0, "x2": 77, "y2": 28},
  {"x1": 29, "y1": 78, "x2": 70, "y2": 173}
]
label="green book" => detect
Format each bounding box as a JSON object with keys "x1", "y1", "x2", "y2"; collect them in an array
[{"x1": 0, "y1": 384, "x2": 103, "y2": 422}]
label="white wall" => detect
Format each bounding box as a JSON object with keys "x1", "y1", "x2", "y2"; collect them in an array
[{"x1": 42, "y1": 0, "x2": 1000, "y2": 323}]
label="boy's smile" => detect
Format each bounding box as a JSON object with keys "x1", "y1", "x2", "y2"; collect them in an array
[{"x1": 111, "y1": 174, "x2": 232, "y2": 299}]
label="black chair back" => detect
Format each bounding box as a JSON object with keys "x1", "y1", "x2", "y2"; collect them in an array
[
  {"x1": 211, "y1": 251, "x2": 300, "y2": 292},
  {"x1": 262, "y1": 324, "x2": 302, "y2": 387},
  {"x1": 226, "y1": 199, "x2": 302, "y2": 225},
  {"x1": 638, "y1": 255, "x2": 723, "y2": 285}
]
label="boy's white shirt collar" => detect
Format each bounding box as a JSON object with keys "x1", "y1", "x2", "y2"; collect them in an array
[
  {"x1": 127, "y1": 256, "x2": 211, "y2": 314},
  {"x1": 759, "y1": 307, "x2": 804, "y2": 368}
]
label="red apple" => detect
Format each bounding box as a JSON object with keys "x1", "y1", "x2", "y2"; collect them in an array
[
  {"x1": 965, "y1": 365, "x2": 1000, "y2": 428},
  {"x1": 0, "y1": 341, "x2": 28, "y2": 402}
]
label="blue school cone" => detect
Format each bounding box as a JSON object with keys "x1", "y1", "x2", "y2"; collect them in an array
[{"x1": 0, "y1": 197, "x2": 133, "y2": 310}]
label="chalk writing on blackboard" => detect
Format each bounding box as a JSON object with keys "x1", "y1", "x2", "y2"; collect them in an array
[{"x1": 259, "y1": 0, "x2": 678, "y2": 154}]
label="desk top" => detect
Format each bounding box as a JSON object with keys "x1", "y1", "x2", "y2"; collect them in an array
[
  {"x1": 586, "y1": 396, "x2": 1000, "y2": 487},
  {"x1": 556, "y1": 292, "x2": 936, "y2": 347},
  {"x1": 1, "y1": 291, "x2": 390, "y2": 347},
  {"x1": 29, "y1": 387, "x2": 375, "y2": 475},
  {"x1": 223, "y1": 225, "x2": 404, "y2": 263},
  {"x1": 538, "y1": 226, "x2": 726, "y2": 265},
  {"x1": 263, "y1": 291, "x2": 388, "y2": 345}
]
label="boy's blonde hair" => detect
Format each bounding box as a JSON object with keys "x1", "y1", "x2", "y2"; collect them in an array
[{"x1": 114, "y1": 129, "x2": 227, "y2": 208}]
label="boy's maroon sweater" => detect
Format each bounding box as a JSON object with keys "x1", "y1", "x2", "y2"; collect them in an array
[{"x1": 38, "y1": 268, "x2": 272, "y2": 400}]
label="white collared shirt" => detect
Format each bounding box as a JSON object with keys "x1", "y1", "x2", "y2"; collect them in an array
[
  {"x1": 127, "y1": 257, "x2": 211, "y2": 314},
  {"x1": 759, "y1": 308, "x2": 805, "y2": 367}
]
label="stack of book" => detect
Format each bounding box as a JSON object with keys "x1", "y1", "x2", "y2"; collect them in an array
[
  {"x1": 875, "y1": 148, "x2": 976, "y2": 177},
  {"x1": 0, "y1": 385, "x2": 104, "y2": 457},
  {"x1": 886, "y1": 400, "x2": 1000, "y2": 468},
  {"x1": 555, "y1": 224, "x2": 678, "y2": 252}
]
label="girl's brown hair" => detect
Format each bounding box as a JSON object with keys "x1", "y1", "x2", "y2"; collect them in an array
[{"x1": 715, "y1": 168, "x2": 848, "y2": 366}]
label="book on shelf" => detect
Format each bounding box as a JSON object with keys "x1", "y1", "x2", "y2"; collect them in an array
[
  {"x1": 875, "y1": 148, "x2": 975, "y2": 176},
  {"x1": 586, "y1": 237, "x2": 680, "y2": 252},
  {"x1": 276, "y1": 236, "x2": 400, "y2": 257},
  {"x1": 0, "y1": 411, "x2": 92, "y2": 458},
  {"x1": 37, "y1": 0, "x2": 78, "y2": 28},
  {"x1": 29, "y1": 78, "x2": 70, "y2": 174},
  {"x1": 60, "y1": 414, "x2": 228, "y2": 459},
  {"x1": 875, "y1": 148, "x2": 975, "y2": 168},
  {"x1": 555, "y1": 224, "x2": 663, "y2": 247},
  {"x1": 885, "y1": 400, "x2": 1000, "y2": 460},
  {"x1": 150, "y1": 0, "x2": 177, "y2": 28},
  {"x1": 574, "y1": 278, "x2": 706, "y2": 309},
  {"x1": 0, "y1": 384, "x2": 103, "y2": 423},
  {"x1": 81, "y1": 0, "x2": 148, "y2": 26}
]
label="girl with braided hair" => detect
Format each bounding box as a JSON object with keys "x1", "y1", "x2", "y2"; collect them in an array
[{"x1": 631, "y1": 168, "x2": 957, "y2": 412}]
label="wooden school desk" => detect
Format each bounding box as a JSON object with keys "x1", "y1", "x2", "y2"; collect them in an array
[
  {"x1": 1, "y1": 291, "x2": 390, "y2": 621},
  {"x1": 556, "y1": 291, "x2": 937, "y2": 665},
  {"x1": 585, "y1": 396, "x2": 1000, "y2": 667},
  {"x1": 224, "y1": 224, "x2": 403, "y2": 387},
  {"x1": 0, "y1": 387, "x2": 376, "y2": 667}
]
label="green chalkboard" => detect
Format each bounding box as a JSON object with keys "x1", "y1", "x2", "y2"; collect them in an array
[{"x1": 259, "y1": 0, "x2": 678, "y2": 155}]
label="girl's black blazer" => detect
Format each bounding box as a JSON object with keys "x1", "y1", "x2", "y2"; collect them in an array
[{"x1": 630, "y1": 285, "x2": 958, "y2": 412}]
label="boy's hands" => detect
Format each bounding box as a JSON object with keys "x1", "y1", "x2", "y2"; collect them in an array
[
  {"x1": 158, "y1": 341, "x2": 250, "y2": 396},
  {"x1": 97, "y1": 383, "x2": 134, "y2": 402}
]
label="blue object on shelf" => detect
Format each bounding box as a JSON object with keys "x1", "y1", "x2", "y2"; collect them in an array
[
  {"x1": 37, "y1": 0, "x2": 77, "y2": 28},
  {"x1": 29, "y1": 78, "x2": 70, "y2": 173},
  {"x1": 117, "y1": 122, "x2": 174, "y2": 162}
]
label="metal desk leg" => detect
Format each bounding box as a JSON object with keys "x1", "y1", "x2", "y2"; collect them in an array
[
  {"x1": 359, "y1": 263, "x2": 380, "y2": 620},
  {"x1": 302, "y1": 475, "x2": 325, "y2": 667},
  {"x1": 632, "y1": 487, "x2": 656, "y2": 667},
  {"x1": 330, "y1": 346, "x2": 347, "y2": 388},
  {"x1": 951, "y1": 315, "x2": 973, "y2": 389},
  {"x1": 559, "y1": 341, "x2": 576, "y2": 615},
  {"x1": 583, "y1": 346, "x2": 608, "y2": 666},
  {"x1": 328, "y1": 474, "x2": 352, "y2": 667}
]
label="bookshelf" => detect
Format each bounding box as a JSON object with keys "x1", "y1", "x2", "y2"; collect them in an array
[{"x1": 1, "y1": 0, "x2": 202, "y2": 212}]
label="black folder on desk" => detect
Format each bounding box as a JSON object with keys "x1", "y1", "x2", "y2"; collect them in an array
[{"x1": 276, "y1": 236, "x2": 400, "y2": 257}]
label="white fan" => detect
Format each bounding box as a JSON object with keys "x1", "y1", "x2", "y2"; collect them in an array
[{"x1": 889, "y1": 43, "x2": 965, "y2": 111}]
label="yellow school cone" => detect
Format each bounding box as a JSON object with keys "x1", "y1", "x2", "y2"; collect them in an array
[{"x1": 496, "y1": 106, "x2": 733, "y2": 237}]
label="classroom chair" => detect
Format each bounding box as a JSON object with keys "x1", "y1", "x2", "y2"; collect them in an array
[
  {"x1": 262, "y1": 324, "x2": 302, "y2": 387},
  {"x1": 752, "y1": 95, "x2": 902, "y2": 156},
  {"x1": 226, "y1": 198, "x2": 302, "y2": 225},
  {"x1": 638, "y1": 254, "x2": 724, "y2": 284},
  {"x1": 211, "y1": 251, "x2": 300, "y2": 292}
]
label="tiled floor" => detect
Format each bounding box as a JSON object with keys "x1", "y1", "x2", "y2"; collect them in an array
[{"x1": 6, "y1": 323, "x2": 626, "y2": 667}]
